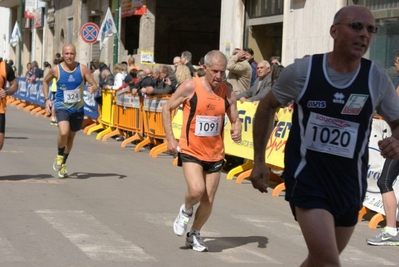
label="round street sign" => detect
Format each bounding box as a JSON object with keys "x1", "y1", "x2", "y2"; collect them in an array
[{"x1": 80, "y1": 23, "x2": 100, "y2": 44}]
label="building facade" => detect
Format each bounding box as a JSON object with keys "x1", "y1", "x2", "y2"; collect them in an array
[{"x1": 0, "y1": 0, "x2": 398, "y2": 81}]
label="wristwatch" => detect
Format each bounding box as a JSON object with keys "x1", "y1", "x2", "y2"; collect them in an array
[{"x1": 45, "y1": 98, "x2": 49, "y2": 101}]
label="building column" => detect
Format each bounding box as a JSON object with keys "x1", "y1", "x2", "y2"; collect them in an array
[
  {"x1": 219, "y1": 0, "x2": 245, "y2": 57},
  {"x1": 138, "y1": 0, "x2": 156, "y2": 64}
]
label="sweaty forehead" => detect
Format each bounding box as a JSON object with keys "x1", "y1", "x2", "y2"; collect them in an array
[
  {"x1": 339, "y1": 7, "x2": 375, "y2": 24},
  {"x1": 63, "y1": 48, "x2": 75, "y2": 54}
]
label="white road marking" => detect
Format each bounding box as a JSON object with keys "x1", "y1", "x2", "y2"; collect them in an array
[
  {"x1": 36, "y1": 210, "x2": 156, "y2": 262},
  {"x1": 233, "y1": 214, "x2": 397, "y2": 266},
  {"x1": 0, "y1": 236, "x2": 24, "y2": 262},
  {"x1": 341, "y1": 246, "x2": 396, "y2": 266}
]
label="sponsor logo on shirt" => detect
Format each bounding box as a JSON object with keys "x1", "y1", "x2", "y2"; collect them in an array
[
  {"x1": 307, "y1": 100, "x2": 326, "y2": 108},
  {"x1": 68, "y1": 75, "x2": 75, "y2": 83},
  {"x1": 333, "y1": 92, "x2": 345, "y2": 104}
]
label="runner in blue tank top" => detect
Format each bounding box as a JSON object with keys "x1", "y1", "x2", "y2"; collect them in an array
[
  {"x1": 42, "y1": 44, "x2": 98, "y2": 178},
  {"x1": 249, "y1": 5, "x2": 399, "y2": 266}
]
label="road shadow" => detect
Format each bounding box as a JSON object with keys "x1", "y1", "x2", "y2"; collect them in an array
[
  {"x1": 0, "y1": 174, "x2": 53, "y2": 181},
  {"x1": 180, "y1": 235, "x2": 268, "y2": 252},
  {"x1": 68, "y1": 172, "x2": 127, "y2": 179},
  {"x1": 4, "y1": 136, "x2": 28, "y2": 140}
]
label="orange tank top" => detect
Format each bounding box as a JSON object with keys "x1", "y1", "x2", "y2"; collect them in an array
[
  {"x1": 0, "y1": 61, "x2": 7, "y2": 114},
  {"x1": 179, "y1": 77, "x2": 229, "y2": 161}
]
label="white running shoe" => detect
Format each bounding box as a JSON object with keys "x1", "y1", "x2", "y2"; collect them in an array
[
  {"x1": 186, "y1": 232, "x2": 208, "y2": 252},
  {"x1": 58, "y1": 164, "x2": 68, "y2": 178},
  {"x1": 173, "y1": 204, "x2": 192, "y2": 236}
]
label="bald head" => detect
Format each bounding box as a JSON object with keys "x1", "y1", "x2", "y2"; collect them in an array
[
  {"x1": 62, "y1": 44, "x2": 76, "y2": 53},
  {"x1": 333, "y1": 5, "x2": 374, "y2": 25}
]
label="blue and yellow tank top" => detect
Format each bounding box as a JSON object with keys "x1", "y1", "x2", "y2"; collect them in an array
[{"x1": 55, "y1": 63, "x2": 84, "y2": 113}]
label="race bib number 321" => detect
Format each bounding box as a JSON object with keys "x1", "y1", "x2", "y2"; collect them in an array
[{"x1": 304, "y1": 112, "x2": 358, "y2": 158}]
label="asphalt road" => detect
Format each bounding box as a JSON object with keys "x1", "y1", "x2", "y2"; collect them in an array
[{"x1": 0, "y1": 105, "x2": 397, "y2": 267}]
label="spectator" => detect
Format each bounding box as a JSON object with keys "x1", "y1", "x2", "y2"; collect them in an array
[
  {"x1": 227, "y1": 48, "x2": 252, "y2": 94},
  {"x1": 271, "y1": 64, "x2": 285, "y2": 87},
  {"x1": 181, "y1": 51, "x2": 196, "y2": 76},
  {"x1": 105, "y1": 63, "x2": 127, "y2": 90},
  {"x1": 127, "y1": 56, "x2": 140, "y2": 72},
  {"x1": 394, "y1": 52, "x2": 399, "y2": 93},
  {"x1": 270, "y1": 56, "x2": 281, "y2": 66},
  {"x1": 95, "y1": 65, "x2": 114, "y2": 106},
  {"x1": 173, "y1": 56, "x2": 181, "y2": 71},
  {"x1": 55, "y1": 53, "x2": 64, "y2": 64},
  {"x1": 196, "y1": 68, "x2": 205, "y2": 77},
  {"x1": 141, "y1": 65, "x2": 177, "y2": 95},
  {"x1": 43, "y1": 61, "x2": 52, "y2": 77},
  {"x1": 99, "y1": 62, "x2": 113, "y2": 88},
  {"x1": 143, "y1": 67, "x2": 153, "y2": 77},
  {"x1": 366, "y1": 52, "x2": 399, "y2": 246},
  {"x1": 31, "y1": 61, "x2": 43, "y2": 81},
  {"x1": 244, "y1": 48, "x2": 258, "y2": 87},
  {"x1": 8, "y1": 59, "x2": 17, "y2": 75},
  {"x1": 131, "y1": 70, "x2": 156, "y2": 95},
  {"x1": 90, "y1": 59, "x2": 100, "y2": 86},
  {"x1": 129, "y1": 69, "x2": 139, "y2": 84},
  {"x1": 175, "y1": 65, "x2": 191, "y2": 89},
  {"x1": 237, "y1": 60, "x2": 271, "y2": 103},
  {"x1": 44, "y1": 60, "x2": 58, "y2": 126},
  {"x1": 25, "y1": 62, "x2": 34, "y2": 83},
  {"x1": 198, "y1": 57, "x2": 204, "y2": 66}
]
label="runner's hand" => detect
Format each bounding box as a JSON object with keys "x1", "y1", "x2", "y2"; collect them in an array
[
  {"x1": 249, "y1": 163, "x2": 270, "y2": 193},
  {"x1": 45, "y1": 99, "x2": 52, "y2": 115},
  {"x1": 379, "y1": 137, "x2": 399, "y2": 159}
]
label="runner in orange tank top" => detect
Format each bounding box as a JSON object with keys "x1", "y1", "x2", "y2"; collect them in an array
[
  {"x1": 162, "y1": 50, "x2": 242, "y2": 252},
  {"x1": 0, "y1": 59, "x2": 18, "y2": 150},
  {"x1": 179, "y1": 76, "x2": 227, "y2": 162}
]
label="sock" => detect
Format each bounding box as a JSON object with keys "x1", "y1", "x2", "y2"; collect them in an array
[
  {"x1": 58, "y1": 147, "x2": 65, "y2": 156},
  {"x1": 190, "y1": 228, "x2": 200, "y2": 236},
  {"x1": 385, "y1": 226, "x2": 397, "y2": 235},
  {"x1": 183, "y1": 205, "x2": 193, "y2": 216},
  {"x1": 63, "y1": 153, "x2": 69, "y2": 164}
]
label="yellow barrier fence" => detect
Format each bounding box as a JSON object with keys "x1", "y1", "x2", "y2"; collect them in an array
[{"x1": 86, "y1": 89, "x2": 116, "y2": 140}]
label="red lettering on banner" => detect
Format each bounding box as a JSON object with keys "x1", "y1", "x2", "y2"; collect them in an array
[{"x1": 266, "y1": 126, "x2": 287, "y2": 157}]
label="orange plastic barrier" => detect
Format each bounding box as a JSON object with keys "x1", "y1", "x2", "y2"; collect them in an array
[
  {"x1": 113, "y1": 92, "x2": 144, "y2": 148},
  {"x1": 135, "y1": 95, "x2": 172, "y2": 154}
]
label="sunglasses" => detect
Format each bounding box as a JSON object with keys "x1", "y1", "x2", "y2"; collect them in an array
[{"x1": 335, "y1": 21, "x2": 378, "y2": 34}]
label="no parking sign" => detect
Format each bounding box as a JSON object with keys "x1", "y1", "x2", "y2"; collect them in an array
[{"x1": 80, "y1": 23, "x2": 100, "y2": 44}]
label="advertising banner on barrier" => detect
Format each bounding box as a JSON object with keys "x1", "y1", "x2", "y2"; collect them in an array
[
  {"x1": 223, "y1": 103, "x2": 292, "y2": 170},
  {"x1": 224, "y1": 102, "x2": 256, "y2": 159},
  {"x1": 27, "y1": 82, "x2": 44, "y2": 106},
  {"x1": 83, "y1": 90, "x2": 98, "y2": 119},
  {"x1": 16, "y1": 78, "x2": 29, "y2": 100},
  {"x1": 14, "y1": 78, "x2": 98, "y2": 119},
  {"x1": 116, "y1": 93, "x2": 140, "y2": 108}
]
